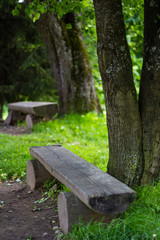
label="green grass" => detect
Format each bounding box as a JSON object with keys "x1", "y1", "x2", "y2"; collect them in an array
[
  {"x1": 0, "y1": 112, "x2": 108, "y2": 180},
  {"x1": 1, "y1": 112, "x2": 160, "y2": 240},
  {"x1": 64, "y1": 183, "x2": 160, "y2": 240}
]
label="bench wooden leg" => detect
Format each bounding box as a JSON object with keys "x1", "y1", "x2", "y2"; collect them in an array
[
  {"x1": 26, "y1": 114, "x2": 33, "y2": 129},
  {"x1": 5, "y1": 110, "x2": 13, "y2": 125},
  {"x1": 4, "y1": 110, "x2": 18, "y2": 125},
  {"x1": 5, "y1": 110, "x2": 26, "y2": 125},
  {"x1": 27, "y1": 159, "x2": 54, "y2": 190},
  {"x1": 58, "y1": 192, "x2": 114, "y2": 234}
]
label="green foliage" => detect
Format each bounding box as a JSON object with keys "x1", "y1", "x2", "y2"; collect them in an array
[
  {"x1": 80, "y1": 0, "x2": 104, "y2": 107},
  {"x1": 12, "y1": 0, "x2": 144, "y2": 107},
  {"x1": 13, "y1": 0, "x2": 82, "y2": 21},
  {"x1": 0, "y1": 112, "x2": 108, "y2": 180},
  {"x1": 82, "y1": 0, "x2": 144, "y2": 105},
  {"x1": 122, "y1": 0, "x2": 144, "y2": 92},
  {"x1": 0, "y1": 0, "x2": 57, "y2": 117},
  {"x1": 12, "y1": 1, "x2": 22, "y2": 16},
  {"x1": 2, "y1": 104, "x2": 8, "y2": 120}
]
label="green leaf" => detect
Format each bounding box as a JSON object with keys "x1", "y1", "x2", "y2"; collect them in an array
[
  {"x1": 17, "y1": 4, "x2": 22, "y2": 10},
  {"x1": 12, "y1": 8, "x2": 20, "y2": 16},
  {"x1": 66, "y1": 23, "x2": 72, "y2": 29},
  {"x1": 77, "y1": 16, "x2": 83, "y2": 22},
  {"x1": 33, "y1": 12, "x2": 40, "y2": 22}
]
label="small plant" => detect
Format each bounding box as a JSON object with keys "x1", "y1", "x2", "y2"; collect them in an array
[
  {"x1": 43, "y1": 179, "x2": 63, "y2": 191},
  {"x1": 27, "y1": 235, "x2": 32, "y2": 240}
]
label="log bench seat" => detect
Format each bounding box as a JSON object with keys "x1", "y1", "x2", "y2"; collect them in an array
[
  {"x1": 27, "y1": 145, "x2": 136, "y2": 233},
  {"x1": 5, "y1": 101, "x2": 58, "y2": 128}
]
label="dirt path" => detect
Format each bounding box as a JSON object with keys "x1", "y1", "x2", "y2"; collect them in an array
[
  {"x1": 0, "y1": 124, "x2": 61, "y2": 240},
  {"x1": 0, "y1": 122, "x2": 30, "y2": 135},
  {"x1": 0, "y1": 181, "x2": 61, "y2": 240}
]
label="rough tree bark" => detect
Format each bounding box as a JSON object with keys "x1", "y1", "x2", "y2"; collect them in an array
[
  {"x1": 93, "y1": 0, "x2": 144, "y2": 186},
  {"x1": 93, "y1": 0, "x2": 160, "y2": 185},
  {"x1": 37, "y1": 11, "x2": 101, "y2": 115},
  {"x1": 139, "y1": 0, "x2": 160, "y2": 183}
]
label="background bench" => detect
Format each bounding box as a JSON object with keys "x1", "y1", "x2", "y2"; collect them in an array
[
  {"x1": 5, "y1": 101, "x2": 58, "y2": 128},
  {"x1": 27, "y1": 145, "x2": 136, "y2": 233}
]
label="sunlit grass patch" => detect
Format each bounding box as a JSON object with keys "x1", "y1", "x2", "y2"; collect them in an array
[{"x1": 0, "y1": 112, "x2": 108, "y2": 180}]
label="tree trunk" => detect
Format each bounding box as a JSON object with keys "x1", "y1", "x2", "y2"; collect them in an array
[
  {"x1": 37, "y1": 11, "x2": 101, "y2": 115},
  {"x1": 93, "y1": 0, "x2": 144, "y2": 186},
  {"x1": 0, "y1": 102, "x2": 3, "y2": 119},
  {"x1": 0, "y1": 72, "x2": 5, "y2": 119},
  {"x1": 139, "y1": 0, "x2": 160, "y2": 183}
]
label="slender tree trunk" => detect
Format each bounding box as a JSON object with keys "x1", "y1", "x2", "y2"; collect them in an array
[
  {"x1": 139, "y1": 0, "x2": 160, "y2": 183},
  {"x1": 0, "y1": 72, "x2": 5, "y2": 119},
  {"x1": 93, "y1": 0, "x2": 144, "y2": 186},
  {"x1": 0, "y1": 102, "x2": 3, "y2": 119},
  {"x1": 37, "y1": 11, "x2": 101, "y2": 115},
  {"x1": 0, "y1": 86, "x2": 4, "y2": 118}
]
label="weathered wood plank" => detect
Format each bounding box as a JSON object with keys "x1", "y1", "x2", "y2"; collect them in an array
[
  {"x1": 7, "y1": 101, "x2": 58, "y2": 117},
  {"x1": 29, "y1": 145, "x2": 136, "y2": 215}
]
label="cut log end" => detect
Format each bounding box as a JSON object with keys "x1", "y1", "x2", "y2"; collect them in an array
[
  {"x1": 89, "y1": 192, "x2": 136, "y2": 215},
  {"x1": 58, "y1": 192, "x2": 114, "y2": 234},
  {"x1": 27, "y1": 159, "x2": 54, "y2": 190}
]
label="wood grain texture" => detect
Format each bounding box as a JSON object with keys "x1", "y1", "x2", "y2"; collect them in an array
[
  {"x1": 29, "y1": 145, "x2": 136, "y2": 215},
  {"x1": 26, "y1": 114, "x2": 33, "y2": 129},
  {"x1": 7, "y1": 101, "x2": 58, "y2": 117},
  {"x1": 27, "y1": 159, "x2": 54, "y2": 190},
  {"x1": 58, "y1": 192, "x2": 113, "y2": 233}
]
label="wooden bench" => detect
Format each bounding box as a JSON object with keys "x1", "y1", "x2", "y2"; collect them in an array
[
  {"x1": 27, "y1": 145, "x2": 136, "y2": 233},
  {"x1": 5, "y1": 101, "x2": 58, "y2": 128}
]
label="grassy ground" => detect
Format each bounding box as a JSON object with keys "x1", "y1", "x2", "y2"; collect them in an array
[
  {"x1": 65, "y1": 183, "x2": 160, "y2": 240},
  {"x1": 0, "y1": 112, "x2": 160, "y2": 239},
  {"x1": 0, "y1": 112, "x2": 108, "y2": 180}
]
